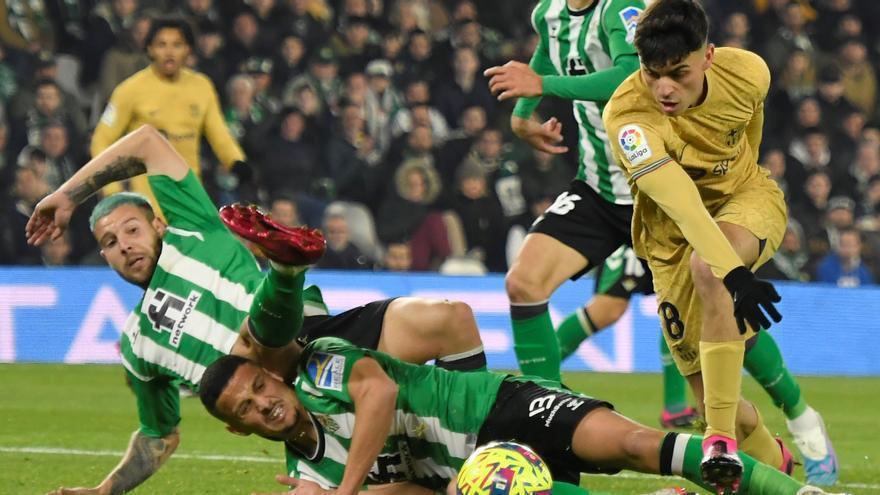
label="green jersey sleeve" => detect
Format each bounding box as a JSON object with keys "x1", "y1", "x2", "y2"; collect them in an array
[
  {"x1": 147, "y1": 171, "x2": 224, "y2": 232},
  {"x1": 603, "y1": 0, "x2": 643, "y2": 61},
  {"x1": 513, "y1": 0, "x2": 558, "y2": 119},
  {"x1": 299, "y1": 337, "x2": 368, "y2": 403},
  {"x1": 128, "y1": 372, "x2": 181, "y2": 437}
]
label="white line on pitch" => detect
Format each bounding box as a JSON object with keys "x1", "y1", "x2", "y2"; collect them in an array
[{"x1": 3, "y1": 446, "x2": 878, "y2": 491}]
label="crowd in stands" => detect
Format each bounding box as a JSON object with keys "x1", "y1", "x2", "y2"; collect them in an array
[{"x1": 0, "y1": 0, "x2": 878, "y2": 286}]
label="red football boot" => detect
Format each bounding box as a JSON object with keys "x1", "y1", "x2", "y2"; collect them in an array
[{"x1": 219, "y1": 203, "x2": 326, "y2": 265}]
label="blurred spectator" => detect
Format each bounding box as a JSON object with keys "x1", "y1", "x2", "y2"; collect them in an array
[
  {"x1": 0, "y1": 45, "x2": 19, "y2": 106},
  {"x1": 223, "y1": 74, "x2": 269, "y2": 157},
  {"x1": 282, "y1": 0, "x2": 330, "y2": 49},
  {"x1": 0, "y1": 0, "x2": 55, "y2": 54},
  {"x1": 433, "y1": 46, "x2": 496, "y2": 128},
  {"x1": 857, "y1": 176, "x2": 880, "y2": 220},
  {"x1": 363, "y1": 59, "x2": 403, "y2": 154},
  {"x1": 285, "y1": 46, "x2": 343, "y2": 115},
  {"x1": 9, "y1": 53, "x2": 80, "y2": 122},
  {"x1": 763, "y1": 1, "x2": 814, "y2": 75},
  {"x1": 756, "y1": 220, "x2": 811, "y2": 281},
  {"x1": 466, "y1": 128, "x2": 527, "y2": 226},
  {"x1": 437, "y1": 105, "x2": 486, "y2": 187},
  {"x1": 389, "y1": 80, "x2": 449, "y2": 141},
  {"x1": 0, "y1": 122, "x2": 11, "y2": 184},
  {"x1": 519, "y1": 148, "x2": 571, "y2": 210},
  {"x1": 376, "y1": 158, "x2": 450, "y2": 271},
  {"x1": 223, "y1": 10, "x2": 267, "y2": 74},
  {"x1": 787, "y1": 127, "x2": 838, "y2": 197},
  {"x1": 836, "y1": 139, "x2": 880, "y2": 201},
  {"x1": 761, "y1": 148, "x2": 790, "y2": 198},
  {"x1": 39, "y1": 121, "x2": 81, "y2": 188},
  {"x1": 448, "y1": 159, "x2": 506, "y2": 272},
  {"x1": 10, "y1": 79, "x2": 86, "y2": 156},
  {"x1": 194, "y1": 20, "x2": 226, "y2": 90},
  {"x1": 175, "y1": 0, "x2": 222, "y2": 26},
  {"x1": 40, "y1": 231, "x2": 74, "y2": 266},
  {"x1": 838, "y1": 37, "x2": 876, "y2": 120},
  {"x1": 326, "y1": 100, "x2": 384, "y2": 204},
  {"x1": 720, "y1": 11, "x2": 752, "y2": 49},
  {"x1": 250, "y1": 0, "x2": 287, "y2": 49},
  {"x1": 397, "y1": 29, "x2": 437, "y2": 85},
  {"x1": 317, "y1": 209, "x2": 372, "y2": 270},
  {"x1": 815, "y1": 228, "x2": 875, "y2": 286},
  {"x1": 810, "y1": 195, "x2": 857, "y2": 261},
  {"x1": 81, "y1": 0, "x2": 140, "y2": 87},
  {"x1": 381, "y1": 240, "x2": 413, "y2": 272},
  {"x1": 792, "y1": 170, "x2": 832, "y2": 242},
  {"x1": 242, "y1": 56, "x2": 281, "y2": 116},
  {"x1": 815, "y1": 65, "x2": 858, "y2": 135},
  {"x1": 273, "y1": 34, "x2": 307, "y2": 90},
  {"x1": 259, "y1": 107, "x2": 326, "y2": 225},
  {"x1": 98, "y1": 13, "x2": 151, "y2": 105},
  {"x1": 0, "y1": 163, "x2": 51, "y2": 265},
  {"x1": 330, "y1": 16, "x2": 381, "y2": 76},
  {"x1": 269, "y1": 195, "x2": 301, "y2": 227}
]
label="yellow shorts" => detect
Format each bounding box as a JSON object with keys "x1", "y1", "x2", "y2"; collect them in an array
[{"x1": 648, "y1": 182, "x2": 787, "y2": 376}]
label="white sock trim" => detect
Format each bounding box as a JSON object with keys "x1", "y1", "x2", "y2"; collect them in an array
[
  {"x1": 574, "y1": 306, "x2": 592, "y2": 333},
  {"x1": 510, "y1": 299, "x2": 550, "y2": 307},
  {"x1": 671, "y1": 433, "x2": 693, "y2": 475},
  {"x1": 786, "y1": 406, "x2": 819, "y2": 433},
  {"x1": 438, "y1": 345, "x2": 485, "y2": 362}
]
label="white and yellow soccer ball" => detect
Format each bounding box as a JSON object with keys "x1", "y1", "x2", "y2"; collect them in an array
[{"x1": 456, "y1": 441, "x2": 554, "y2": 495}]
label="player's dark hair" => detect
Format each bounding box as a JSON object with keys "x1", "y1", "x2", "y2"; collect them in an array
[
  {"x1": 634, "y1": 0, "x2": 709, "y2": 68},
  {"x1": 145, "y1": 16, "x2": 195, "y2": 49},
  {"x1": 199, "y1": 354, "x2": 252, "y2": 419}
]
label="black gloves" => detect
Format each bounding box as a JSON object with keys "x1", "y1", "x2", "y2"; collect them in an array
[
  {"x1": 231, "y1": 160, "x2": 254, "y2": 184},
  {"x1": 722, "y1": 266, "x2": 782, "y2": 334}
]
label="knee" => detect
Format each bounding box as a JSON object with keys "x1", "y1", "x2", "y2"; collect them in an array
[
  {"x1": 689, "y1": 252, "x2": 719, "y2": 295},
  {"x1": 620, "y1": 428, "x2": 658, "y2": 468},
  {"x1": 505, "y1": 269, "x2": 546, "y2": 303}
]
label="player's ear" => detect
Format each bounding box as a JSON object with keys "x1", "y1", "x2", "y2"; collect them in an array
[
  {"x1": 152, "y1": 217, "x2": 167, "y2": 237},
  {"x1": 226, "y1": 424, "x2": 251, "y2": 437},
  {"x1": 703, "y1": 43, "x2": 715, "y2": 70}
]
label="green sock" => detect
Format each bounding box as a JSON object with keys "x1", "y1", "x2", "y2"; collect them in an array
[
  {"x1": 551, "y1": 481, "x2": 590, "y2": 494},
  {"x1": 669, "y1": 434, "x2": 804, "y2": 494},
  {"x1": 248, "y1": 266, "x2": 305, "y2": 348},
  {"x1": 511, "y1": 301, "x2": 561, "y2": 382},
  {"x1": 660, "y1": 337, "x2": 688, "y2": 413},
  {"x1": 557, "y1": 306, "x2": 595, "y2": 361},
  {"x1": 744, "y1": 331, "x2": 807, "y2": 420}
]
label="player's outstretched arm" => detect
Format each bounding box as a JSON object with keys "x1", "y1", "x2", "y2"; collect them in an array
[
  {"x1": 337, "y1": 358, "x2": 399, "y2": 495},
  {"x1": 46, "y1": 428, "x2": 179, "y2": 495},
  {"x1": 25, "y1": 125, "x2": 188, "y2": 246}
]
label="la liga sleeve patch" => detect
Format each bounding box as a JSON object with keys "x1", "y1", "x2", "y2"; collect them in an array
[
  {"x1": 618, "y1": 124, "x2": 652, "y2": 166},
  {"x1": 307, "y1": 352, "x2": 346, "y2": 391}
]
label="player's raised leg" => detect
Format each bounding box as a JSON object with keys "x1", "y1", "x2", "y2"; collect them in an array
[
  {"x1": 506, "y1": 232, "x2": 589, "y2": 382},
  {"x1": 377, "y1": 297, "x2": 487, "y2": 371}
]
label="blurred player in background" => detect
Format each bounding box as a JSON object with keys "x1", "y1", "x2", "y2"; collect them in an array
[
  {"x1": 91, "y1": 17, "x2": 250, "y2": 207},
  {"x1": 197, "y1": 337, "x2": 843, "y2": 495},
  {"x1": 603, "y1": 0, "x2": 837, "y2": 489},
  {"x1": 485, "y1": 0, "x2": 699, "y2": 427},
  {"x1": 26, "y1": 125, "x2": 486, "y2": 495}
]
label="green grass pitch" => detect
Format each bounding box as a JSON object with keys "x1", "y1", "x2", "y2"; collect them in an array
[{"x1": 1, "y1": 364, "x2": 877, "y2": 494}]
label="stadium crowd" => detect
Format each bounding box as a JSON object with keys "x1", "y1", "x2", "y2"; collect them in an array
[{"x1": 0, "y1": 0, "x2": 878, "y2": 286}]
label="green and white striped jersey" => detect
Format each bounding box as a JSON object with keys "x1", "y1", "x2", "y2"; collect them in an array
[
  {"x1": 119, "y1": 171, "x2": 327, "y2": 437},
  {"x1": 286, "y1": 338, "x2": 506, "y2": 491},
  {"x1": 527, "y1": 0, "x2": 645, "y2": 205}
]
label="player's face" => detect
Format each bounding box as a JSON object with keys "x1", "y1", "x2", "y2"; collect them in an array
[
  {"x1": 95, "y1": 204, "x2": 165, "y2": 287},
  {"x1": 148, "y1": 28, "x2": 191, "y2": 79},
  {"x1": 641, "y1": 44, "x2": 714, "y2": 116},
  {"x1": 217, "y1": 362, "x2": 304, "y2": 440}
]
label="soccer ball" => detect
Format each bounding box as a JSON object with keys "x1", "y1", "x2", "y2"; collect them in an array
[{"x1": 456, "y1": 441, "x2": 553, "y2": 495}]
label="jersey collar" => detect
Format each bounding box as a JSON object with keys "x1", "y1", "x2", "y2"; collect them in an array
[{"x1": 284, "y1": 411, "x2": 326, "y2": 462}]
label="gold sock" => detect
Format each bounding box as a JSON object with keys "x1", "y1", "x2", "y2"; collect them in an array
[
  {"x1": 740, "y1": 404, "x2": 784, "y2": 468},
  {"x1": 700, "y1": 340, "x2": 745, "y2": 440}
]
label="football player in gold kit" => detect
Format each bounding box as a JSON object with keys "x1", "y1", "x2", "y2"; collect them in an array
[{"x1": 603, "y1": 0, "x2": 839, "y2": 491}]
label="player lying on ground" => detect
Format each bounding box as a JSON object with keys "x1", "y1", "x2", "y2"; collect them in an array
[
  {"x1": 198, "y1": 337, "x2": 845, "y2": 495},
  {"x1": 25, "y1": 124, "x2": 487, "y2": 495},
  {"x1": 603, "y1": 0, "x2": 837, "y2": 489}
]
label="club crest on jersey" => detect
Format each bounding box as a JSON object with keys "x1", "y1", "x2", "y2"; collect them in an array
[
  {"x1": 307, "y1": 353, "x2": 346, "y2": 391},
  {"x1": 146, "y1": 289, "x2": 201, "y2": 348},
  {"x1": 618, "y1": 124, "x2": 652, "y2": 165},
  {"x1": 618, "y1": 6, "x2": 643, "y2": 44}
]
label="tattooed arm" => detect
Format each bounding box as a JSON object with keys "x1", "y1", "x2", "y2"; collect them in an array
[
  {"x1": 46, "y1": 429, "x2": 180, "y2": 495},
  {"x1": 26, "y1": 125, "x2": 189, "y2": 245}
]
